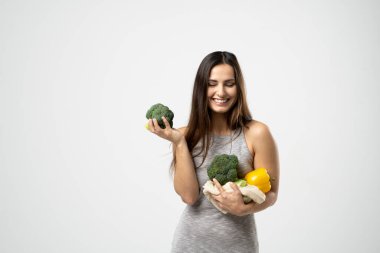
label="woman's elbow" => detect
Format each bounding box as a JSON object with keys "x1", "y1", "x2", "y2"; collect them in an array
[
  {"x1": 180, "y1": 193, "x2": 199, "y2": 205},
  {"x1": 267, "y1": 191, "x2": 278, "y2": 207},
  {"x1": 182, "y1": 196, "x2": 198, "y2": 205}
]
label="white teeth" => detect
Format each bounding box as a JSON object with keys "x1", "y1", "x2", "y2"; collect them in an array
[{"x1": 214, "y1": 99, "x2": 227, "y2": 103}]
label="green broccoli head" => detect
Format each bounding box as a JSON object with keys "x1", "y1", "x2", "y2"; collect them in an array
[
  {"x1": 145, "y1": 103, "x2": 174, "y2": 129},
  {"x1": 207, "y1": 154, "x2": 239, "y2": 185}
]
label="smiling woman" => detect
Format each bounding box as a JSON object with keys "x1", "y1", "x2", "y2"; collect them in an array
[{"x1": 147, "y1": 51, "x2": 279, "y2": 253}]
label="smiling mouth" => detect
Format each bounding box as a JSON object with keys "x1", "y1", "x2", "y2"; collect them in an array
[{"x1": 212, "y1": 98, "x2": 229, "y2": 105}]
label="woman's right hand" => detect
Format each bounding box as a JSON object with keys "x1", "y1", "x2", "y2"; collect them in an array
[{"x1": 147, "y1": 117, "x2": 184, "y2": 145}]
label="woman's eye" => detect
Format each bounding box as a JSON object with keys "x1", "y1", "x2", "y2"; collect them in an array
[
  {"x1": 208, "y1": 83, "x2": 217, "y2": 86},
  {"x1": 225, "y1": 83, "x2": 235, "y2": 87}
]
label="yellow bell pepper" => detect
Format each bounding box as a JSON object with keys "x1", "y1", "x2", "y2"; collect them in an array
[{"x1": 244, "y1": 168, "x2": 271, "y2": 193}]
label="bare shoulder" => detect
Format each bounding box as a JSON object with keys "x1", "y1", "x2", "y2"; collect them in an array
[
  {"x1": 245, "y1": 120, "x2": 272, "y2": 139},
  {"x1": 244, "y1": 120, "x2": 276, "y2": 153}
]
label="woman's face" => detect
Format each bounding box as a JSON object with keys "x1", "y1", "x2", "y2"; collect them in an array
[{"x1": 207, "y1": 64, "x2": 237, "y2": 114}]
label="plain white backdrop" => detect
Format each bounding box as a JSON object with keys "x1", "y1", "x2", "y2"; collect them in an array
[{"x1": 1, "y1": 0, "x2": 379, "y2": 252}]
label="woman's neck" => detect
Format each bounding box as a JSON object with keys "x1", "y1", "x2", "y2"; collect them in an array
[{"x1": 210, "y1": 113, "x2": 230, "y2": 136}]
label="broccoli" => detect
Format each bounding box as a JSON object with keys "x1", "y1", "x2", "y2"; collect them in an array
[
  {"x1": 146, "y1": 103, "x2": 174, "y2": 129},
  {"x1": 234, "y1": 179, "x2": 247, "y2": 187},
  {"x1": 207, "y1": 154, "x2": 239, "y2": 185}
]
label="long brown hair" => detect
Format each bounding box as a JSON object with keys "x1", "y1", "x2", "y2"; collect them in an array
[{"x1": 171, "y1": 51, "x2": 252, "y2": 173}]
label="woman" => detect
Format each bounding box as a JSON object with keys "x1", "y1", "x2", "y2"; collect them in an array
[{"x1": 147, "y1": 51, "x2": 279, "y2": 253}]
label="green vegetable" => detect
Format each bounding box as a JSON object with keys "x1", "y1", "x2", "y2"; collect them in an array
[
  {"x1": 145, "y1": 103, "x2": 174, "y2": 129},
  {"x1": 207, "y1": 154, "x2": 239, "y2": 185},
  {"x1": 234, "y1": 179, "x2": 247, "y2": 187}
]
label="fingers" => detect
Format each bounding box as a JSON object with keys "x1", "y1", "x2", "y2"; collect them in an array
[
  {"x1": 231, "y1": 182, "x2": 242, "y2": 193},
  {"x1": 147, "y1": 117, "x2": 171, "y2": 131},
  {"x1": 147, "y1": 119, "x2": 156, "y2": 132},
  {"x1": 153, "y1": 118, "x2": 159, "y2": 129},
  {"x1": 150, "y1": 118, "x2": 162, "y2": 132},
  {"x1": 211, "y1": 180, "x2": 232, "y2": 213},
  {"x1": 213, "y1": 178, "x2": 224, "y2": 194},
  {"x1": 148, "y1": 118, "x2": 169, "y2": 139},
  {"x1": 211, "y1": 192, "x2": 223, "y2": 203},
  {"x1": 210, "y1": 190, "x2": 226, "y2": 212},
  {"x1": 162, "y1": 116, "x2": 171, "y2": 129}
]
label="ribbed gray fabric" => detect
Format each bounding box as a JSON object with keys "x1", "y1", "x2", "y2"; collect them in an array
[{"x1": 171, "y1": 129, "x2": 259, "y2": 253}]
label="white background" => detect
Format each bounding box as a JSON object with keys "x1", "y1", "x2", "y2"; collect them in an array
[{"x1": 1, "y1": 0, "x2": 379, "y2": 252}]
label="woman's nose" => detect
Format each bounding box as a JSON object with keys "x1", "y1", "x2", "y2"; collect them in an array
[{"x1": 216, "y1": 83, "x2": 226, "y2": 97}]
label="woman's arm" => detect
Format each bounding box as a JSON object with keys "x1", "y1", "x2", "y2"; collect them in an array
[
  {"x1": 148, "y1": 117, "x2": 199, "y2": 205},
  {"x1": 240, "y1": 121, "x2": 280, "y2": 215},
  {"x1": 211, "y1": 121, "x2": 279, "y2": 216},
  {"x1": 172, "y1": 132, "x2": 200, "y2": 205}
]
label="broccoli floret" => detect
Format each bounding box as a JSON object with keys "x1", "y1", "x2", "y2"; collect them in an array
[
  {"x1": 146, "y1": 103, "x2": 174, "y2": 129},
  {"x1": 207, "y1": 154, "x2": 239, "y2": 185}
]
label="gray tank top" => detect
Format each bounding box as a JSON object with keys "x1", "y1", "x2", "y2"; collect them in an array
[{"x1": 171, "y1": 128, "x2": 259, "y2": 253}]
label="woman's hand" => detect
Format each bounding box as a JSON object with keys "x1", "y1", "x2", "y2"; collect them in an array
[
  {"x1": 147, "y1": 117, "x2": 184, "y2": 145},
  {"x1": 211, "y1": 179, "x2": 247, "y2": 216}
]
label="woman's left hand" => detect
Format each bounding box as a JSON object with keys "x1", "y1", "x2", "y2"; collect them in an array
[{"x1": 211, "y1": 179, "x2": 247, "y2": 216}]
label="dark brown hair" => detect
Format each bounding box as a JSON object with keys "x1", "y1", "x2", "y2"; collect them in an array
[{"x1": 171, "y1": 51, "x2": 252, "y2": 173}]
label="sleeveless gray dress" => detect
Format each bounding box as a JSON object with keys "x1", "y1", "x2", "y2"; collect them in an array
[{"x1": 171, "y1": 129, "x2": 259, "y2": 253}]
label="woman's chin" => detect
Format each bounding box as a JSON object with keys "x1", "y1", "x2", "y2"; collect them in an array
[
  {"x1": 209, "y1": 106, "x2": 231, "y2": 114},
  {"x1": 209, "y1": 100, "x2": 234, "y2": 113}
]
